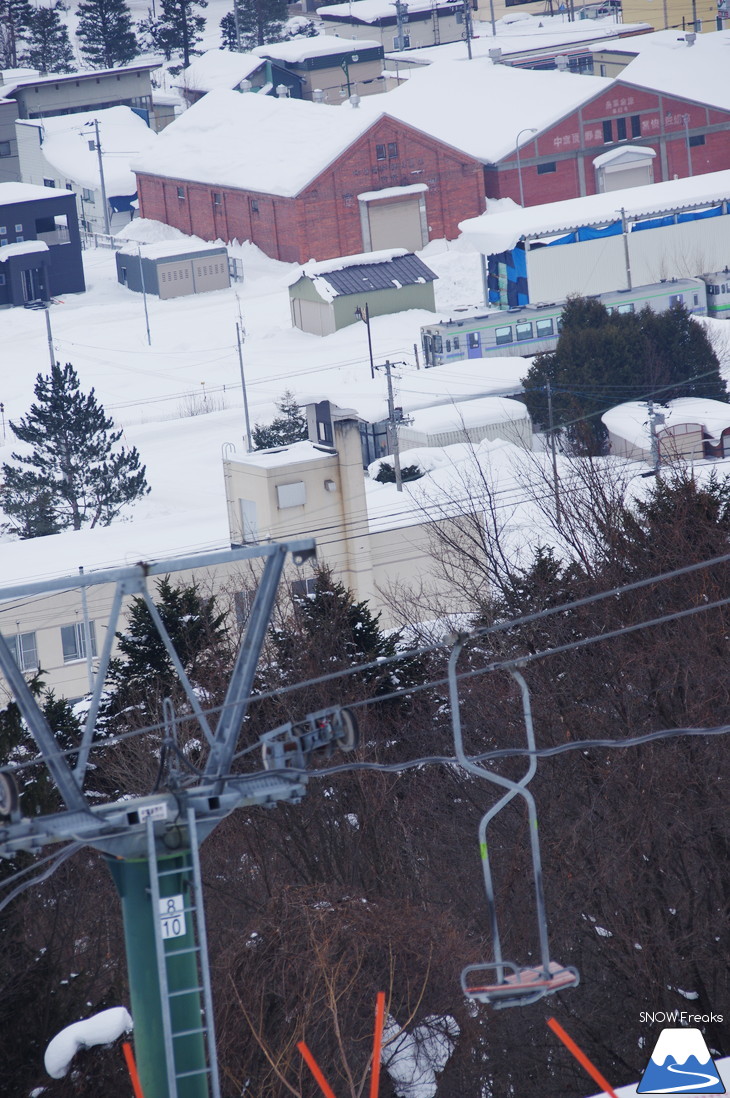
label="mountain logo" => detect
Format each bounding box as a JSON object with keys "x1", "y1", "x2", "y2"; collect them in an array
[{"x1": 637, "y1": 1028, "x2": 725, "y2": 1093}]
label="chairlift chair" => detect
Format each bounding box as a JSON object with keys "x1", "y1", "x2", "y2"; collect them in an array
[{"x1": 448, "y1": 636, "x2": 579, "y2": 1009}]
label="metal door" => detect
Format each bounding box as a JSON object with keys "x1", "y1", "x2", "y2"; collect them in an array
[{"x1": 467, "y1": 331, "x2": 482, "y2": 358}]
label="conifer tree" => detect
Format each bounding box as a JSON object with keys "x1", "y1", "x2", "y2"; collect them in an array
[
  {"x1": 75, "y1": 0, "x2": 137, "y2": 68},
  {"x1": 23, "y1": 4, "x2": 75, "y2": 73},
  {"x1": 252, "y1": 389, "x2": 307, "y2": 449},
  {"x1": 0, "y1": 0, "x2": 33, "y2": 68},
  {"x1": 219, "y1": 0, "x2": 286, "y2": 50},
  {"x1": 139, "y1": 0, "x2": 205, "y2": 66},
  {"x1": 1, "y1": 362, "x2": 150, "y2": 538}
]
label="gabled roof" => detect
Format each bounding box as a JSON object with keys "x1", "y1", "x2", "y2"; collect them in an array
[
  {"x1": 298, "y1": 250, "x2": 437, "y2": 297},
  {"x1": 252, "y1": 37, "x2": 381, "y2": 63},
  {"x1": 615, "y1": 29, "x2": 730, "y2": 112},
  {"x1": 317, "y1": 0, "x2": 458, "y2": 21},
  {"x1": 0, "y1": 59, "x2": 161, "y2": 98},
  {"x1": 178, "y1": 50, "x2": 267, "y2": 95}
]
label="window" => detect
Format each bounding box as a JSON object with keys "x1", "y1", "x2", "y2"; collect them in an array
[
  {"x1": 602, "y1": 120, "x2": 613, "y2": 143},
  {"x1": 15, "y1": 235, "x2": 23, "y2": 243},
  {"x1": 689, "y1": 134, "x2": 706, "y2": 147},
  {"x1": 467, "y1": 332, "x2": 479, "y2": 349},
  {"x1": 0, "y1": 226, "x2": 5, "y2": 234},
  {"x1": 631, "y1": 114, "x2": 641, "y2": 138},
  {"x1": 515, "y1": 321, "x2": 533, "y2": 341},
  {"x1": 14, "y1": 223, "x2": 22, "y2": 232},
  {"x1": 393, "y1": 34, "x2": 410, "y2": 47},
  {"x1": 177, "y1": 186, "x2": 185, "y2": 199},
  {"x1": 0, "y1": 273, "x2": 5, "y2": 286},
  {"x1": 616, "y1": 117, "x2": 627, "y2": 141},
  {"x1": 250, "y1": 198, "x2": 259, "y2": 214},
  {"x1": 292, "y1": 576, "x2": 317, "y2": 599},
  {"x1": 453, "y1": 335, "x2": 459, "y2": 350},
  {"x1": 445, "y1": 338, "x2": 451, "y2": 352},
  {"x1": 669, "y1": 294, "x2": 684, "y2": 307},
  {"x1": 61, "y1": 621, "x2": 97, "y2": 663},
  {"x1": 0, "y1": 239, "x2": 7, "y2": 247},
  {"x1": 388, "y1": 142, "x2": 398, "y2": 158},
  {"x1": 495, "y1": 325, "x2": 513, "y2": 345},
  {"x1": 7, "y1": 631, "x2": 38, "y2": 671},
  {"x1": 276, "y1": 481, "x2": 306, "y2": 509},
  {"x1": 43, "y1": 178, "x2": 55, "y2": 188},
  {"x1": 82, "y1": 188, "x2": 93, "y2": 202},
  {"x1": 535, "y1": 318, "x2": 554, "y2": 337},
  {"x1": 0, "y1": 141, "x2": 10, "y2": 156},
  {"x1": 537, "y1": 162, "x2": 556, "y2": 175},
  {"x1": 213, "y1": 192, "x2": 222, "y2": 206},
  {"x1": 65, "y1": 182, "x2": 73, "y2": 190},
  {"x1": 375, "y1": 143, "x2": 386, "y2": 160},
  {"x1": 616, "y1": 302, "x2": 635, "y2": 314}
]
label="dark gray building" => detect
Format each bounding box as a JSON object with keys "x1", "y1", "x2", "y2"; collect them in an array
[
  {"x1": 0, "y1": 97, "x2": 20, "y2": 183},
  {"x1": 0, "y1": 182, "x2": 85, "y2": 307},
  {"x1": 116, "y1": 240, "x2": 230, "y2": 299}
]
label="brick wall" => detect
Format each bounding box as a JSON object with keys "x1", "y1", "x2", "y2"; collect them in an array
[{"x1": 136, "y1": 116, "x2": 485, "y2": 263}]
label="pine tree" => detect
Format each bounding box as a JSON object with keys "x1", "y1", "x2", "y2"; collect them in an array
[
  {"x1": 23, "y1": 4, "x2": 75, "y2": 73},
  {"x1": 1, "y1": 362, "x2": 150, "y2": 538},
  {"x1": 102, "y1": 576, "x2": 229, "y2": 725},
  {"x1": 521, "y1": 297, "x2": 727, "y2": 455},
  {"x1": 252, "y1": 389, "x2": 307, "y2": 449},
  {"x1": 75, "y1": 0, "x2": 137, "y2": 68},
  {"x1": 219, "y1": 0, "x2": 286, "y2": 50},
  {"x1": 140, "y1": 0, "x2": 206, "y2": 66},
  {"x1": 0, "y1": 0, "x2": 33, "y2": 68}
]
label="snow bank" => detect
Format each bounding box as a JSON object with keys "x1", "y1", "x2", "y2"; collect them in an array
[{"x1": 44, "y1": 1007, "x2": 133, "y2": 1079}]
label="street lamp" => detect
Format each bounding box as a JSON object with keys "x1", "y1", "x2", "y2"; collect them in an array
[{"x1": 516, "y1": 127, "x2": 537, "y2": 207}]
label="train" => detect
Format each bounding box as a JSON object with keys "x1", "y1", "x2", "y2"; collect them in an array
[{"x1": 420, "y1": 278, "x2": 710, "y2": 368}]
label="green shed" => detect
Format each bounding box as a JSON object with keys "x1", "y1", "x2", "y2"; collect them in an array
[{"x1": 288, "y1": 249, "x2": 437, "y2": 336}]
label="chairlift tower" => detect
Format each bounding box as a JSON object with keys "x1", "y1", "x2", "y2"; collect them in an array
[{"x1": 0, "y1": 540, "x2": 358, "y2": 1098}]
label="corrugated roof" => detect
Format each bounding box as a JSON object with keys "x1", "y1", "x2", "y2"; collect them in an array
[{"x1": 317, "y1": 253, "x2": 437, "y2": 295}]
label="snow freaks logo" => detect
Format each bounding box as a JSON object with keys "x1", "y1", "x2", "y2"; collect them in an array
[{"x1": 637, "y1": 1028, "x2": 725, "y2": 1093}]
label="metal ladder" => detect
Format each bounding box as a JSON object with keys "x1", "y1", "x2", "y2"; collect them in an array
[{"x1": 146, "y1": 809, "x2": 221, "y2": 1098}]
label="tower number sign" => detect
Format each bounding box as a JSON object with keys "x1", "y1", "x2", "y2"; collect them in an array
[{"x1": 159, "y1": 895, "x2": 187, "y2": 940}]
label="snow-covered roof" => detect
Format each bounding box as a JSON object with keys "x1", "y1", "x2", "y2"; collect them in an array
[
  {"x1": 20, "y1": 106, "x2": 157, "y2": 197},
  {"x1": 132, "y1": 89, "x2": 378, "y2": 197},
  {"x1": 602, "y1": 397, "x2": 730, "y2": 449},
  {"x1": 357, "y1": 183, "x2": 428, "y2": 201},
  {"x1": 296, "y1": 250, "x2": 436, "y2": 300},
  {"x1": 353, "y1": 58, "x2": 612, "y2": 163},
  {"x1": 404, "y1": 395, "x2": 530, "y2": 433},
  {"x1": 386, "y1": 15, "x2": 652, "y2": 64},
  {"x1": 592, "y1": 144, "x2": 655, "y2": 168},
  {"x1": 458, "y1": 168, "x2": 730, "y2": 254},
  {"x1": 230, "y1": 439, "x2": 336, "y2": 469},
  {"x1": 117, "y1": 238, "x2": 227, "y2": 259},
  {"x1": 253, "y1": 37, "x2": 381, "y2": 62},
  {"x1": 0, "y1": 59, "x2": 161, "y2": 98},
  {"x1": 616, "y1": 28, "x2": 730, "y2": 111},
  {"x1": 317, "y1": 0, "x2": 462, "y2": 20},
  {"x1": 0, "y1": 239, "x2": 48, "y2": 261},
  {"x1": 0, "y1": 180, "x2": 69, "y2": 206},
  {"x1": 178, "y1": 50, "x2": 265, "y2": 94}
]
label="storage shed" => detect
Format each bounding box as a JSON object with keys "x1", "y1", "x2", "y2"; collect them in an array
[
  {"x1": 602, "y1": 397, "x2": 730, "y2": 462},
  {"x1": 396, "y1": 396, "x2": 533, "y2": 450},
  {"x1": 289, "y1": 249, "x2": 437, "y2": 336},
  {"x1": 116, "y1": 239, "x2": 230, "y2": 299}
]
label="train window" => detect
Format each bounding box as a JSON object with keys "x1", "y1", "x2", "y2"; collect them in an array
[
  {"x1": 495, "y1": 325, "x2": 513, "y2": 345},
  {"x1": 556, "y1": 317, "x2": 563, "y2": 332},
  {"x1": 467, "y1": 332, "x2": 480, "y2": 349},
  {"x1": 616, "y1": 303, "x2": 635, "y2": 314},
  {"x1": 453, "y1": 336, "x2": 460, "y2": 350},
  {"x1": 535, "y1": 318, "x2": 554, "y2": 337},
  {"x1": 669, "y1": 295, "x2": 684, "y2": 307},
  {"x1": 694, "y1": 294, "x2": 699, "y2": 306},
  {"x1": 515, "y1": 322, "x2": 533, "y2": 341},
  {"x1": 445, "y1": 339, "x2": 451, "y2": 352},
  {"x1": 433, "y1": 335, "x2": 443, "y2": 353}
]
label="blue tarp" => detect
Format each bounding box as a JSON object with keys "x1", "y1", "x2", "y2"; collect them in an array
[
  {"x1": 677, "y1": 205, "x2": 722, "y2": 223},
  {"x1": 632, "y1": 215, "x2": 675, "y2": 231},
  {"x1": 109, "y1": 193, "x2": 137, "y2": 213},
  {"x1": 487, "y1": 245, "x2": 529, "y2": 307}
]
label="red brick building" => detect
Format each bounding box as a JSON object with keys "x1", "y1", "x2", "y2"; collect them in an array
[
  {"x1": 489, "y1": 80, "x2": 730, "y2": 206},
  {"x1": 134, "y1": 90, "x2": 485, "y2": 263}
]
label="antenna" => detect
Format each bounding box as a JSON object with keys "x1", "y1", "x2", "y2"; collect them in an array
[{"x1": 0, "y1": 540, "x2": 362, "y2": 1098}]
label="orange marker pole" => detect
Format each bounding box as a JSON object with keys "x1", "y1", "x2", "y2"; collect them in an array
[
  {"x1": 370, "y1": 991, "x2": 386, "y2": 1098},
  {"x1": 297, "y1": 1040, "x2": 338, "y2": 1098},
  {"x1": 121, "y1": 1041, "x2": 145, "y2": 1098},
  {"x1": 547, "y1": 1017, "x2": 621, "y2": 1098}
]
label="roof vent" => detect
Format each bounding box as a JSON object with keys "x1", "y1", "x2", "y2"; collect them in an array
[
  {"x1": 349, "y1": 93, "x2": 360, "y2": 108},
  {"x1": 488, "y1": 47, "x2": 502, "y2": 62},
  {"x1": 240, "y1": 78, "x2": 252, "y2": 92},
  {"x1": 685, "y1": 31, "x2": 696, "y2": 44},
  {"x1": 312, "y1": 88, "x2": 325, "y2": 103},
  {"x1": 276, "y1": 83, "x2": 289, "y2": 97}
]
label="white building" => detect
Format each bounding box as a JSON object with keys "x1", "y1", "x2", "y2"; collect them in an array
[{"x1": 16, "y1": 105, "x2": 157, "y2": 235}]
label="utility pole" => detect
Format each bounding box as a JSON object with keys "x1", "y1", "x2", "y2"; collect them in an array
[
  {"x1": 137, "y1": 244, "x2": 152, "y2": 346},
  {"x1": 646, "y1": 397, "x2": 664, "y2": 475},
  {"x1": 683, "y1": 114, "x2": 693, "y2": 176},
  {"x1": 463, "y1": 0, "x2": 473, "y2": 59},
  {"x1": 355, "y1": 303, "x2": 375, "y2": 378},
  {"x1": 232, "y1": 0, "x2": 241, "y2": 51},
  {"x1": 235, "y1": 305, "x2": 252, "y2": 451},
  {"x1": 375, "y1": 359, "x2": 407, "y2": 492},
  {"x1": 618, "y1": 207, "x2": 632, "y2": 290},
  {"x1": 44, "y1": 304, "x2": 55, "y2": 367},
  {"x1": 393, "y1": 0, "x2": 409, "y2": 49},
  {"x1": 546, "y1": 380, "x2": 561, "y2": 521},
  {"x1": 87, "y1": 119, "x2": 111, "y2": 237},
  {"x1": 78, "y1": 565, "x2": 95, "y2": 695}
]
